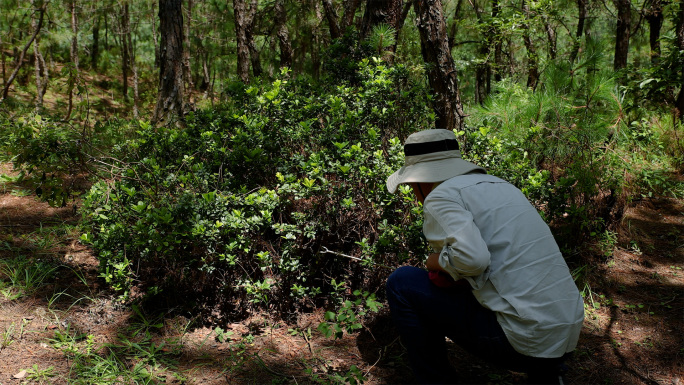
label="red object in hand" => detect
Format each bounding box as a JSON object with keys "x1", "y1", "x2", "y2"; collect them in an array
[
  {"x1": 428, "y1": 271, "x2": 470, "y2": 288},
  {"x1": 429, "y1": 270, "x2": 456, "y2": 288}
]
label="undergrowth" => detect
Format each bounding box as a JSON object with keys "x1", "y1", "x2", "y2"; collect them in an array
[{"x1": 1, "y1": 57, "x2": 681, "y2": 342}]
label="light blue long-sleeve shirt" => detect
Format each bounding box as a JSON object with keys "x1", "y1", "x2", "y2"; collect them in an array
[{"x1": 423, "y1": 173, "x2": 584, "y2": 358}]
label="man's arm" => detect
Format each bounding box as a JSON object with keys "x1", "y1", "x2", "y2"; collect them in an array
[
  {"x1": 423, "y1": 194, "x2": 491, "y2": 280},
  {"x1": 425, "y1": 252, "x2": 444, "y2": 272}
]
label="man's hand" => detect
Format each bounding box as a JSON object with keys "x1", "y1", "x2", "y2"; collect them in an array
[{"x1": 425, "y1": 252, "x2": 444, "y2": 272}]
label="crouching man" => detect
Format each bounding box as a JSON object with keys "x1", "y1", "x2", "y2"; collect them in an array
[{"x1": 385, "y1": 129, "x2": 584, "y2": 384}]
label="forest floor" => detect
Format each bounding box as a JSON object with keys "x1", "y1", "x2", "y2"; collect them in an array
[{"x1": 0, "y1": 161, "x2": 682, "y2": 385}]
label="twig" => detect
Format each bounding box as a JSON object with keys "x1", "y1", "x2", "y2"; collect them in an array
[
  {"x1": 319, "y1": 246, "x2": 393, "y2": 270},
  {"x1": 320, "y1": 246, "x2": 363, "y2": 261},
  {"x1": 302, "y1": 328, "x2": 314, "y2": 355}
]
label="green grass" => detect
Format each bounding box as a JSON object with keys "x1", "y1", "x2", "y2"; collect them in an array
[{"x1": 0, "y1": 256, "x2": 59, "y2": 300}]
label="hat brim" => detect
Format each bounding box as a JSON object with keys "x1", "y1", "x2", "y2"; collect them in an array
[{"x1": 386, "y1": 158, "x2": 485, "y2": 194}]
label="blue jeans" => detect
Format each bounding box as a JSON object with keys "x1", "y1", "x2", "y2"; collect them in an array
[{"x1": 386, "y1": 266, "x2": 566, "y2": 384}]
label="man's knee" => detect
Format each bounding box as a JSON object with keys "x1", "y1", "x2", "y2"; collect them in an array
[{"x1": 386, "y1": 265, "x2": 425, "y2": 295}]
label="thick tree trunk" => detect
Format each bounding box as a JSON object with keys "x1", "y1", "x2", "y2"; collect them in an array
[
  {"x1": 341, "y1": 0, "x2": 362, "y2": 31},
  {"x1": 275, "y1": 0, "x2": 293, "y2": 69},
  {"x1": 361, "y1": 0, "x2": 403, "y2": 38},
  {"x1": 569, "y1": 0, "x2": 587, "y2": 64},
  {"x1": 322, "y1": 0, "x2": 342, "y2": 40},
  {"x1": 361, "y1": 0, "x2": 404, "y2": 61},
  {"x1": 152, "y1": 0, "x2": 187, "y2": 126},
  {"x1": 614, "y1": 0, "x2": 631, "y2": 70},
  {"x1": 412, "y1": 0, "x2": 466, "y2": 131},
  {"x1": 233, "y1": 0, "x2": 251, "y2": 83},
  {"x1": 233, "y1": 0, "x2": 261, "y2": 82},
  {"x1": 645, "y1": 0, "x2": 663, "y2": 64},
  {"x1": 522, "y1": 0, "x2": 539, "y2": 89}
]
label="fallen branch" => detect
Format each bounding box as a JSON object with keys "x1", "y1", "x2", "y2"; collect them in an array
[{"x1": 319, "y1": 246, "x2": 393, "y2": 270}]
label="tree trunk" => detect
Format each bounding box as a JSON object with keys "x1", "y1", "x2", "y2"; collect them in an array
[
  {"x1": 676, "y1": 0, "x2": 684, "y2": 121},
  {"x1": 361, "y1": 0, "x2": 403, "y2": 38},
  {"x1": 412, "y1": 0, "x2": 466, "y2": 131},
  {"x1": 448, "y1": 0, "x2": 464, "y2": 48},
  {"x1": 492, "y1": 0, "x2": 503, "y2": 81},
  {"x1": 92, "y1": 14, "x2": 100, "y2": 71},
  {"x1": 569, "y1": 0, "x2": 587, "y2": 64},
  {"x1": 322, "y1": 0, "x2": 342, "y2": 40},
  {"x1": 152, "y1": 0, "x2": 187, "y2": 126},
  {"x1": 128, "y1": 17, "x2": 139, "y2": 119},
  {"x1": 201, "y1": 50, "x2": 211, "y2": 97},
  {"x1": 64, "y1": 0, "x2": 79, "y2": 121},
  {"x1": 542, "y1": 14, "x2": 556, "y2": 60},
  {"x1": 33, "y1": 16, "x2": 48, "y2": 112},
  {"x1": 1, "y1": 32, "x2": 5, "y2": 86},
  {"x1": 470, "y1": 0, "x2": 491, "y2": 105},
  {"x1": 233, "y1": 0, "x2": 251, "y2": 83},
  {"x1": 677, "y1": 0, "x2": 684, "y2": 50},
  {"x1": 361, "y1": 0, "x2": 405, "y2": 61},
  {"x1": 614, "y1": 0, "x2": 631, "y2": 70},
  {"x1": 312, "y1": 0, "x2": 322, "y2": 80},
  {"x1": 341, "y1": 0, "x2": 362, "y2": 31},
  {"x1": 394, "y1": 1, "x2": 412, "y2": 55},
  {"x1": 33, "y1": 22, "x2": 44, "y2": 110},
  {"x1": 248, "y1": 24, "x2": 262, "y2": 78},
  {"x1": 121, "y1": 1, "x2": 130, "y2": 100},
  {"x1": 233, "y1": 0, "x2": 261, "y2": 82},
  {"x1": 521, "y1": 0, "x2": 539, "y2": 89},
  {"x1": 275, "y1": 0, "x2": 293, "y2": 69},
  {"x1": 182, "y1": 0, "x2": 194, "y2": 93},
  {"x1": 645, "y1": 0, "x2": 663, "y2": 64},
  {"x1": 152, "y1": 0, "x2": 159, "y2": 68}
]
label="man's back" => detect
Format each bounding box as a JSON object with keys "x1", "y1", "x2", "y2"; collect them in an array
[{"x1": 423, "y1": 173, "x2": 584, "y2": 358}]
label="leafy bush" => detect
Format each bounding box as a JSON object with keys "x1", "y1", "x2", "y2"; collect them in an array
[
  {"x1": 0, "y1": 114, "x2": 86, "y2": 206},
  {"x1": 81, "y1": 61, "x2": 432, "y2": 321}
]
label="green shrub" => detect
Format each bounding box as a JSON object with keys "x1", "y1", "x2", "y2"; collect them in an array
[
  {"x1": 81, "y1": 61, "x2": 431, "y2": 319},
  {"x1": 0, "y1": 114, "x2": 85, "y2": 206}
]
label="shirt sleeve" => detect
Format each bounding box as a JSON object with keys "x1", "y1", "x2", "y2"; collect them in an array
[{"x1": 423, "y1": 194, "x2": 491, "y2": 280}]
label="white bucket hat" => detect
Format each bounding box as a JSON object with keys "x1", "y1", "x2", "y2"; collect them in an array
[{"x1": 386, "y1": 129, "x2": 486, "y2": 194}]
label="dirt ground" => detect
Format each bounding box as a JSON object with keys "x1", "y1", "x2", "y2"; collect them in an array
[{"x1": 0, "y1": 162, "x2": 682, "y2": 384}]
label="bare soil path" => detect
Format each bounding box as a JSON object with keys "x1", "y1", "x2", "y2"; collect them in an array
[{"x1": 0, "y1": 163, "x2": 682, "y2": 384}]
